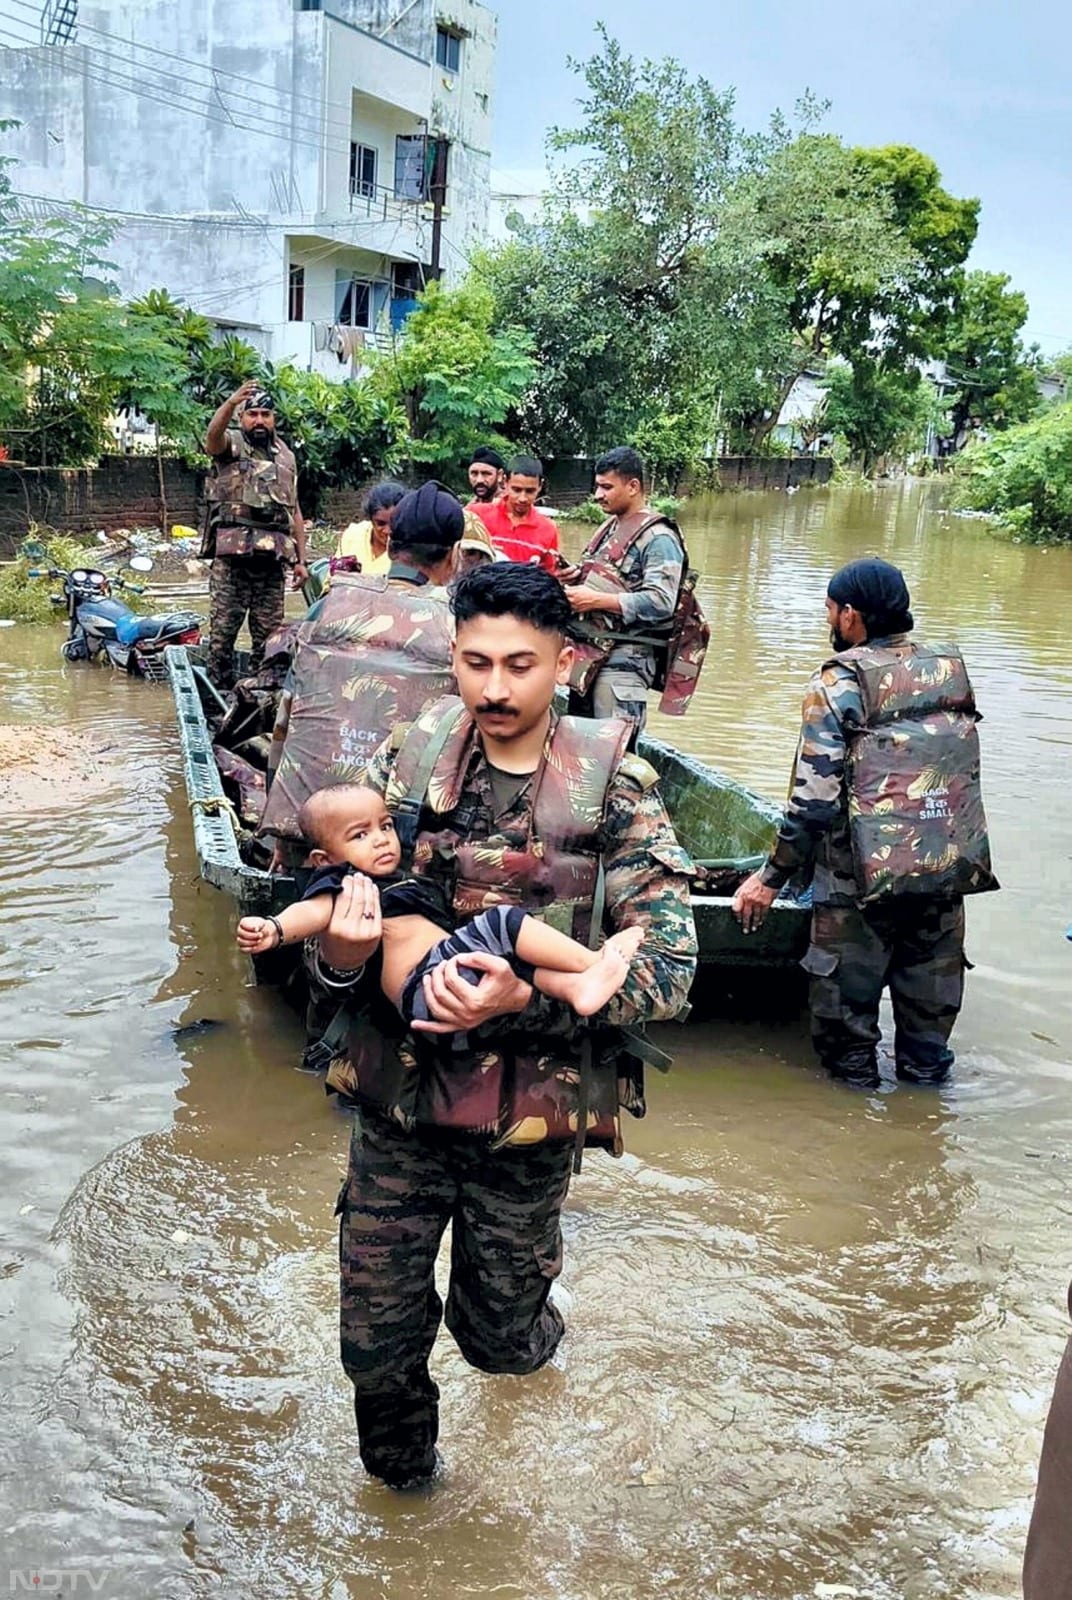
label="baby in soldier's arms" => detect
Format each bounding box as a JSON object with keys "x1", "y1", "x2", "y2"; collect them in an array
[{"x1": 236, "y1": 783, "x2": 644, "y2": 1032}]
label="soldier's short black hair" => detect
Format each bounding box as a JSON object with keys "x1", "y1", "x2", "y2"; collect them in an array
[
  {"x1": 594, "y1": 445, "x2": 645, "y2": 485},
  {"x1": 451, "y1": 563, "x2": 573, "y2": 639},
  {"x1": 508, "y1": 454, "x2": 543, "y2": 481}
]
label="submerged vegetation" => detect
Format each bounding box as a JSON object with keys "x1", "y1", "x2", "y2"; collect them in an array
[{"x1": 951, "y1": 404, "x2": 1072, "y2": 543}]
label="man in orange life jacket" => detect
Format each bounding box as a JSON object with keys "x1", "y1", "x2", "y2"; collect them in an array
[
  {"x1": 733, "y1": 558, "x2": 996, "y2": 1089},
  {"x1": 563, "y1": 446, "x2": 685, "y2": 737},
  {"x1": 472, "y1": 455, "x2": 561, "y2": 573},
  {"x1": 315, "y1": 564, "x2": 696, "y2": 1490}
]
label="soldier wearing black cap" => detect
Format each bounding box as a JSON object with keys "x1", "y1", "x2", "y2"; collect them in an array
[
  {"x1": 202, "y1": 379, "x2": 308, "y2": 689},
  {"x1": 466, "y1": 445, "x2": 506, "y2": 506},
  {"x1": 733, "y1": 558, "x2": 997, "y2": 1089}
]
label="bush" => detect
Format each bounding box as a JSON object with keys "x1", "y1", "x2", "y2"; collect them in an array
[
  {"x1": 560, "y1": 494, "x2": 684, "y2": 526},
  {"x1": 951, "y1": 403, "x2": 1072, "y2": 542},
  {"x1": 0, "y1": 531, "x2": 103, "y2": 622}
]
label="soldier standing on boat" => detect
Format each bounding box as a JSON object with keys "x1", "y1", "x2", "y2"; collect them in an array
[
  {"x1": 733, "y1": 558, "x2": 997, "y2": 1089},
  {"x1": 201, "y1": 380, "x2": 308, "y2": 689},
  {"x1": 562, "y1": 446, "x2": 708, "y2": 737},
  {"x1": 312, "y1": 564, "x2": 697, "y2": 1490}
]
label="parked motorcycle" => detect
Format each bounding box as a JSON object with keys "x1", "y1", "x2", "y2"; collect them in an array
[{"x1": 29, "y1": 556, "x2": 203, "y2": 680}]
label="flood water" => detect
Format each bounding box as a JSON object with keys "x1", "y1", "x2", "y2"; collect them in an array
[{"x1": 2, "y1": 481, "x2": 1071, "y2": 1599}]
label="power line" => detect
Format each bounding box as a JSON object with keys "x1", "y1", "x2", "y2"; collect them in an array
[
  {"x1": 0, "y1": 0, "x2": 406, "y2": 148},
  {"x1": 0, "y1": 27, "x2": 362, "y2": 161}
]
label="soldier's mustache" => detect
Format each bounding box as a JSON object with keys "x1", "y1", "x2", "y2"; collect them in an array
[{"x1": 475, "y1": 702, "x2": 516, "y2": 717}]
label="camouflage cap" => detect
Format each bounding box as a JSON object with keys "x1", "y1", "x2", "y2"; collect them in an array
[{"x1": 243, "y1": 389, "x2": 275, "y2": 413}]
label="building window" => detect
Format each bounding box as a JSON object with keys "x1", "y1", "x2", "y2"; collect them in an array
[
  {"x1": 335, "y1": 275, "x2": 373, "y2": 329},
  {"x1": 435, "y1": 26, "x2": 461, "y2": 73},
  {"x1": 349, "y1": 142, "x2": 377, "y2": 199},
  {"x1": 394, "y1": 134, "x2": 428, "y2": 201},
  {"x1": 288, "y1": 265, "x2": 305, "y2": 322}
]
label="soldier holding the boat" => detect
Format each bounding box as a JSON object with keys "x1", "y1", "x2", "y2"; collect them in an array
[
  {"x1": 313, "y1": 563, "x2": 697, "y2": 1491},
  {"x1": 733, "y1": 558, "x2": 997, "y2": 1089},
  {"x1": 201, "y1": 381, "x2": 309, "y2": 690},
  {"x1": 562, "y1": 445, "x2": 708, "y2": 736}
]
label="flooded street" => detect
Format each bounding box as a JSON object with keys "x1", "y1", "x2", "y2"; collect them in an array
[{"x1": 2, "y1": 481, "x2": 1071, "y2": 1599}]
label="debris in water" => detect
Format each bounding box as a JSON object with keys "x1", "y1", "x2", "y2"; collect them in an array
[
  {"x1": 171, "y1": 1018, "x2": 223, "y2": 1040},
  {"x1": 170, "y1": 1229, "x2": 189, "y2": 1245}
]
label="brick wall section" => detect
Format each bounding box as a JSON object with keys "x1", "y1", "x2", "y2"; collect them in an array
[
  {"x1": 0, "y1": 454, "x2": 834, "y2": 554},
  {"x1": 0, "y1": 456, "x2": 203, "y2": 552}
]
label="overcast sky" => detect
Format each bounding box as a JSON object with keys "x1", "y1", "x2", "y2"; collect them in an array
[{"x1": 490, "y1": 0, "x2": 1072, "y2": 355}]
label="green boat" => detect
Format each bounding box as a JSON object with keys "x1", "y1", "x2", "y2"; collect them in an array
[{"x1": 166, "y1": 645, "x2": 810, "y2": 973}]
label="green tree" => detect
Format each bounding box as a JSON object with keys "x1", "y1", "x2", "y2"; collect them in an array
[
  {"x1": 261, "y1": 363, "x2": 406, "y2": 512},
  {"x1": 728, "y1": 138, "x2": 977, "y2": 446},
  {"x1": 478, "y1": 29, "x2": 794, "y2": 478},
  {"x1": 952, "y1": 402, "x2": 1072, "y2": 542},
  {"x1": 372, "y1": 278, "x2": 534, "y2": 476},
  {"x1": 822, "y1": 361, "x2": 941, "y2": 474},
  {"x1": 937, "y1": 270, "x2": 1040, "y2": 445}
]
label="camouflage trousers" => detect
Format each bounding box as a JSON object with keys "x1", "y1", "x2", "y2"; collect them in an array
[
  {"x1": 568, "y1": 660, "x2": 650, "y2": 744},
  {"x1": 207, "y1": 554, "x2": 286, "y2": 689},
  {"x1": 802, "y1": 897, "x2": 967, "y2": 1087},
  {"x1": 338, "y1": 1109, "x2": 573, "y2": 1487},
  {"x1": 1023, "y1": 1281, "x2": 1072, "y2": 1600}
]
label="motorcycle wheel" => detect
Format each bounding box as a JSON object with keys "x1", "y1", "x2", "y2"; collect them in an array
[{"x1": 60, "y1": 638, "x2": 87, "y2": 662}]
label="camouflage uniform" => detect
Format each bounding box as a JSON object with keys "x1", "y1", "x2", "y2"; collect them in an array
[
  {"x1": 207, "y1": 555, "x2": 287, "y2": 690},
  {"x1": 204, "y1": 429, "x2": 299, "y2": 689},
  {"x1": 568, "y1": 516, "x2": 685, "y2": 737},
  {"x1": 329, "y1": 721, "x2": 696, "y2": 1486},
  {"x1": 760, "y1": 633, "x2": 975, "y2": 1088}
]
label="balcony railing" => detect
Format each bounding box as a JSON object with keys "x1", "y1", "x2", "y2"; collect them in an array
[{"x1": 347, "y1": 181, "x2": 425, "y2": 223}]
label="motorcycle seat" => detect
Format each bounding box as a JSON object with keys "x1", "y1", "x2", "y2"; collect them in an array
[{"x1": 115, "y1": 611, "x2": 200, "y2": 645}]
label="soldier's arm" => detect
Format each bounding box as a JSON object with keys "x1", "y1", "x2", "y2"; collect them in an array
[
  {"x1": 617, "y1": 531, "x2": 685, "y2": 630},
  {"x1": 599, "y1": 772, "x2": 697, "y2": 1024},
  {"x1": 206, "y1": 381, "x2": 255, "y2": 456},
  {"x1": 759, "y1": 665, "x2": 859, "y2": 890}
]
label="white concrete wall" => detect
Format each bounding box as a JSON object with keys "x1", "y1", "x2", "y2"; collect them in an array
[{"x1": 0, "y1": 0, "x2": 496, "y2": 358}]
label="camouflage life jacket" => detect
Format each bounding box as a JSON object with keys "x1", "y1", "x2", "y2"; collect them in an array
[
  {"x1": 258, "y1": 574, "x2": 455, "y2": 841},
  {"x1": 346, "y1": 696, "x2": 635, "y2": 1150},
  {"x1": 834, "y1": 640, "x2": 999, "y2": 904},
  {"x1": 202, "y1": 431, "x2": 299, "y2": 563},
  {"x1": 568, "y1": 514, "x2": 710, "y2": 716}
]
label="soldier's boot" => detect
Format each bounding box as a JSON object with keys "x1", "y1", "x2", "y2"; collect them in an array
[
  {"x1": 822, "y1": 1050, "x2": 881, "y2": 1090},
  {"x1": 353, "y1": 1376, "x2": 440, "y2": 1490},
  {"x1": 807, "y1": 955, "x2": 883, "y2": 1089},
  {"x1": 893, "y1": 1037, "x2": 954, "y2": 1086},
  {"x1": 889, "y1": 900, "x2": 965, "y2": 1086}
]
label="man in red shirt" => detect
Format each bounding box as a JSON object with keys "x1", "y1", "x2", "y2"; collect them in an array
[{"x1": 473, "y1": 455, "x2": 561, "y2": 574}]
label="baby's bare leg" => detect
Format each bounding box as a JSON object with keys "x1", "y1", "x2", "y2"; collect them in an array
[
  {"x1": 513, "y1": 914, "x2": 603, "y2": 975},
  {"x1": 531, "y1": 925, "x2": 645, "y2": 1017}
]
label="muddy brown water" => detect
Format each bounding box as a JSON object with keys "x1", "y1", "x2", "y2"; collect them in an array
[{"x1": 1, "y1": 482, "x2": 1070, "y2": 1599}]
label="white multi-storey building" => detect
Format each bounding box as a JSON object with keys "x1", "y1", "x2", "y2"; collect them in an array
[{"x1": 2, "y1": 0, "x2": 496, "y2": 377}]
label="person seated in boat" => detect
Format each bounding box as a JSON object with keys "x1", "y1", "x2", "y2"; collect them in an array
[
  {"x1": 332, "y1": 481, "x2": 406, "y2": 576},
  {"x1": 236, "y1": 782, "x2": 644, "y2": 1032}
]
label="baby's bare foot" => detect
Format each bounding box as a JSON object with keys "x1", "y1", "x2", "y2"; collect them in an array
[
  {"x1": 604, "y1": 925, "x2": 644, "y2": 963},
  {"x1": 569, "y1": 926, "x2": 644, "y2": 1017}
]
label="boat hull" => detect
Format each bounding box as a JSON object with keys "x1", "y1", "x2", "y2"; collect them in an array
[{"x1": 166, "y1": 646, "x2": 810, "y2": 970}]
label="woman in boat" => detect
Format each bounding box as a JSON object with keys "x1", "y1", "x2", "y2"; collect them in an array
[{"x1": 333, "y1": 481, "x2": 407, "y2": 575}]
